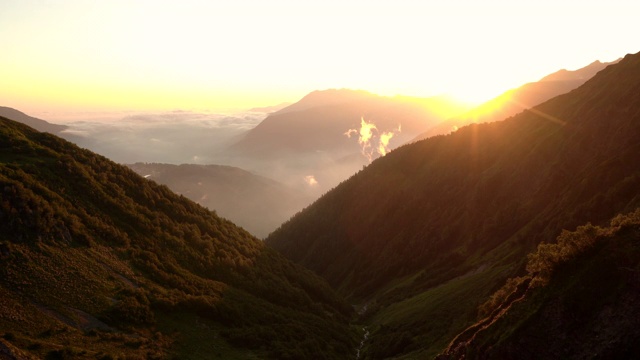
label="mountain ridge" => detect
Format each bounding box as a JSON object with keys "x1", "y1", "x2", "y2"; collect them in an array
[
  {"x1": 412, "y1": 58, "x2": 619, "y2": 141},
  {"x1": 267, "y1": 51, "x2": 640, "y2": 358},
  {"x1": 230, "y1": 88, "x2": 469, "y2": 157},
  {"x1": 126, "y1": 162, "x2": 313, "y2": 238},
  {"x1": 0, "y1": 106, "x2": 67, "y2": 134},
  {"x1": 224, "y1": 88, "x2": 472, "y2": 195}
]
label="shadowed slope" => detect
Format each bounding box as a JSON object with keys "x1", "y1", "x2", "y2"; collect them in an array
[
  {"x1": 440, "y1": 209, "x2": 640, "y2": 359},
  {"x1": 127, "y1": 162, "x2": 314, "y2": 238},
  {"x1": 0, "y1": 117, "x2": 357, "y2": 359}
]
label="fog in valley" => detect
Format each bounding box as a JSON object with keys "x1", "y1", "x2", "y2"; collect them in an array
[
  {"x1": 58, "y1": 110, "x2": 266, "y2": 165},
  {"x1": 10, "y1": 62, "x2": 616, "y2": 239},
  {"x1": 46, "y1": 90, "x2": 461, "y2": 237}
]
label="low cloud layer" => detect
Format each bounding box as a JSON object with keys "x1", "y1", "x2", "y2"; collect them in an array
[{"x1": 58, "y1": 110, "x2": 267, "y2": 164}]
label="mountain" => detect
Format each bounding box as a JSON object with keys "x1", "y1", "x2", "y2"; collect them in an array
[
  {"x1": 440, "y1": 209, "x2": 640, "y2": 359},
  {"x1": 0, "y1": 117, "x2": 357, "y2": 359},
  {"x1": 540, "y1": 59, "x2": 615, "y2": 81},
  {"x1": 224, "y1": 89, "x2": 471, "y2": 194},
  {"x1": 412, "y1": 59, "x2": 619, "y2": 141},
  {"x1": 0, "y1": 106, "x2": 67, "y2": 134},
  {"x1": 127, "y1": 163, "x2": 314, "y2": 238},
  {"x1": 231, "y1": 89, "x2": 468, "y2": 157},
  {"x1": 266, "y1": 51, "x2": 640, "y2": 358}
]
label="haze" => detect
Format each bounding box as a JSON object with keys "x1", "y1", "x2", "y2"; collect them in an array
[
  {"x1": 2, "y1": 0, "x2": 639, "y2": 239},
  {"x1": 2, "y1": 0, "x2": 637, "y2": 118}
]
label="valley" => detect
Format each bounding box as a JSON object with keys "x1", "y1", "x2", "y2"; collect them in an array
[
  {"x1": 2, "y1": 50, "x2": 640, "y2": 359},
  {"x1": 267, "y1": 52, "x2": 640, "y2": 358}
]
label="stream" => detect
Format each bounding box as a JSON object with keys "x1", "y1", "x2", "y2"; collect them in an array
[{"x1": 355, "y1": 326, "x2": 369, "y2": 359}]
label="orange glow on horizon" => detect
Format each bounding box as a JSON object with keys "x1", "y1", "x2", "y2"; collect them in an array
[{"x1": 1, "y1": 1, "x2": 637, "y2": 116}]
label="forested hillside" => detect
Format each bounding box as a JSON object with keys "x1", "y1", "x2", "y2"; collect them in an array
[
  {"x1": 0, "y1": 117, "x2": 357, "y2": 359},
  {"x1": 267, "y1": 51, "x2": 640, "y2": 358}
]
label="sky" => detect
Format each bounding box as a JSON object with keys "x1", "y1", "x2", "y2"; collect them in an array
[{"x1": 1, "y1": 0, "x2": 638, "y2": 118}]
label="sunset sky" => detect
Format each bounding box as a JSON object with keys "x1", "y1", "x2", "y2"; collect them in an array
[{"x1": 1, "y1": 0, "x2": 638, "y2": 118}]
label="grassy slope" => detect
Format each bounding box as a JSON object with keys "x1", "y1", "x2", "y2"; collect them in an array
[{"x1": 0, "y1": 116, "x2": 357, "y2": 359}]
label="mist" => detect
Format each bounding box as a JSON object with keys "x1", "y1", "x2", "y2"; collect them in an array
[
  {"x1": 45, "y1": 90, "x2": 463, "y2": 237},
  {"x1": 58, "y1": 110, "x2": 267, "y2": 164}
]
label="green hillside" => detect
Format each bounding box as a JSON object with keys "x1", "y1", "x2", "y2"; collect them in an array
[
  {"x1": 267, "y1": 51, "x2": 640, "y2": 358},
  {"x1": 440, "y1": 209, "x2": 640, "y2": 359},
  {"x1": 0, "y1": 117, "x2": 357, "y2": 359}
]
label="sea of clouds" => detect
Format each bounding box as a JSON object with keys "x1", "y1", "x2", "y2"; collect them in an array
[{"x1": 57, "y1": 110, "x2": 267, "y2": 164}]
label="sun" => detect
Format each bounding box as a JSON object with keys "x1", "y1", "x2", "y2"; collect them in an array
[{"x1": 447, "y1": 83, "x2": 506, "y2": 107}]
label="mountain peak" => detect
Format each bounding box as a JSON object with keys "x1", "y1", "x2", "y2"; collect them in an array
[
  {"x1": 275, "y1": 88, "x2": 377, "y2": 115},
  {"x1": 539, "y1": 58, "x2": 619, "y2": 82}
]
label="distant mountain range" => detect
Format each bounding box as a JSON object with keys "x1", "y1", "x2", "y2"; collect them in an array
[
  {"x1": 3, "y1": 59, "x2": 606, "y2": 242},
  {"x1": 413, "y1": 59, "x2": 620, "y2": 141},
  {"x1": 127, "y1": 162, "x2": 313, "y2": 238},
  {"x1": 267, "y1": 52, "x2": 640, "y2": 358}
]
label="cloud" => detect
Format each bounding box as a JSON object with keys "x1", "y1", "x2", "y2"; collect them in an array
[
  {"x1": 59, "y1": 128, "x2": 91, "y2": 137},
  {"x1": 378, "y1": 131, "x2": 394, "y2": 156},
  {"x1": 345, "y1": 117, "x2": 378, "y2": 161},
  {"x1": 344, "y1": 128, "x2": 358, "y2": 138},
  {"x1": 345, "y1": 117, "x2": 401, "y2": 162},
  {"x1": 56, "y1": 110, "x2": 268, "y2": 164}
]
